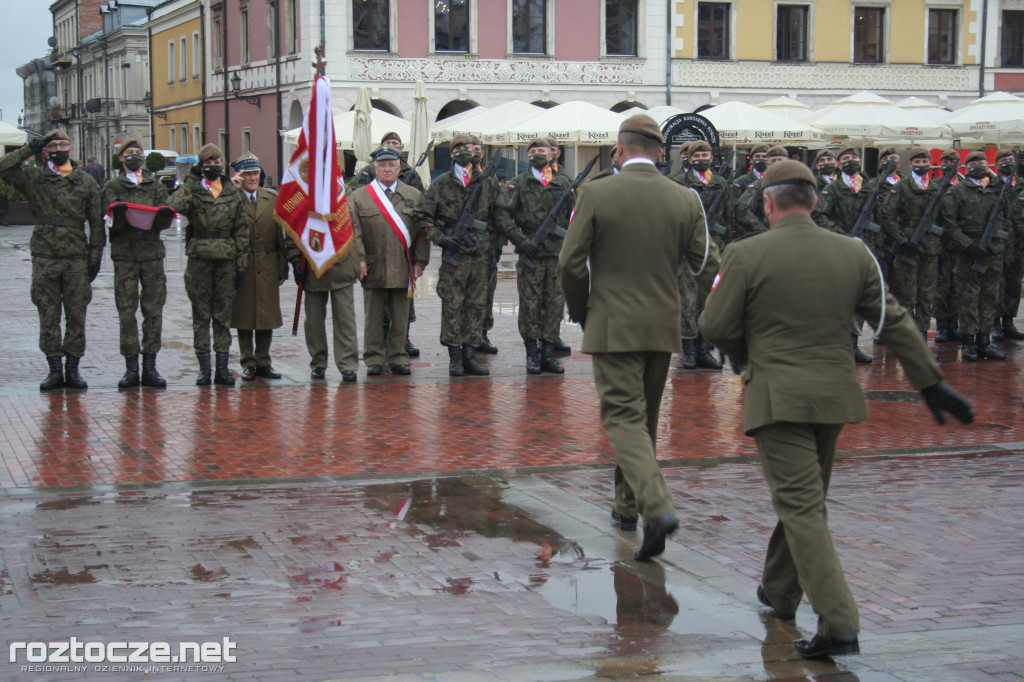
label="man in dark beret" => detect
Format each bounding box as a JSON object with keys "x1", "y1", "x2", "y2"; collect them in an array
[
  {"x1": 989, "y1": 149, "x2": 1024, "y2": 342},
  {"x1": 933, "y1": 149, "x2": 964, "y2": 343}
]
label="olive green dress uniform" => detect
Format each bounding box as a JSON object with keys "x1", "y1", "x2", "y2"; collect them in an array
[
  {"x1": 230, "y1": 186, "x2": 288, "y2": 371},
  {"x1": 885, "y1": 168, "x2": 943, "y2": 333},
  {"x1": 349, "y1": 181, "x2": 428, "y2": 368},
  {"x1": 559, "y1": 160, "x2": 719, "y2": 524},
  {"x1": 0, "y1": 145, "x2": 104, "y2": 361},
  {"x1": 102, "y1": 168, "x2": 171, "y2": 357},
  {"x1": 700, "y1": 212, "x2": 942, "y2": 639}
]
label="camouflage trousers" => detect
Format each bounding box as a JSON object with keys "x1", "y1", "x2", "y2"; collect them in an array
[
  {"x1": 934, "y1": 250, "x2": 957, "y2": 320},
  {"x1": 516, "y1": 257, "x2": 564, "y2": 342},
  {"x1": 483, "y1": 251, "x2": 499, "y2": 332},
  {"x1": 678, "y1": 269, "x2": 700, "y2": 340},
  {"x1": 954, "y1": 251, "x2": 1003, "y2": 335},
  {"x1": 890, "y1": 253, "x2": 938, "y2": 333},
  {"x1": 30, "y1": 256, "x2": 92, "y2": 357},
  {"x1": 436, "y1": 255, "x2": 488, "y2": 348},
  {"x1": 184, "y1": 258, "x2": 236, "y2": 353},
  {"x1": 1000, "y1": 240, "x2": 1023, "y2": 317},
  {"x1": 114, "y1": 258, "x2": 167, "y2": 356}
]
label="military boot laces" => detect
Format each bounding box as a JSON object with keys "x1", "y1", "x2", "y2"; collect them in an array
[
  {"x1": 524, "y1": 339, "x2": 541, "y2": 375},
  {"x1": 696, "y1": 335, "x2": 723, "y2": 370},
  {"x1": 195, "y1": 352, "x2": 212, "y2": 386},
  {"x1": 63, "y1": 354, "x2": 88, "y2": 389},
  {"x1": 214, "y1": 351, "x2": 235, "y2": 385},
  {"x1": 40, "y1": 355, "x2": 64, "y2": 391},
  {"x1": 977, "y1": 333, "x2": 1006, "y2": 360},
  {"x1": 118, "y1": 355, "x2": 141, "y2": 388},
  {"x1": 681, "y1": 339, "x2": 698, "y2": 369},
  {"x1": 539, "y1": 341, "x2": 564, "y2": 374},
  {"x1": 1003, "y1": 316, "x2": 1024, "y2": 340},
  {"x1": 141, "y1": 353, "x2": 166, "y2": 388},
  {"x1": 447, "y1": 345, "x2": 465, "y2": 377},
  {"x1": 461, "y1": 344, "x2": 489, "y2": 376}
]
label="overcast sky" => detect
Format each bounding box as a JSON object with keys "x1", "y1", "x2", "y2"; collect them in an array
[{"x1": 0, "y1": 3, "x2": 57, "y2": 127}]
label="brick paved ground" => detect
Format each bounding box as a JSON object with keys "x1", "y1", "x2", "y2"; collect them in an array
[{"x1": 1, "y1": 223, "x2": 1023, "y2": 681}]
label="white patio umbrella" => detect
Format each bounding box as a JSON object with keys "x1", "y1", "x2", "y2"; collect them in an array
[
  {"x1": 756, "y1": 96, "x2": 812, "y2": 121},
  {"x1": 434, "y1": 101, "x2": 546, "y2": 144},
  {"x1": 0, "y1": 120, "x2": 27, "y2": 146},
  {"x1": 502, "y1": 101, "x2": 626, "y2": 146},
  {"x1": 407, "y1": 80, "x2": 431, "y2": 189},
  {"x1": 801, "y1": 92, "x2": 947, "y2": 142},
  {"x1": 281, "y1": 109, "x2": 411, "y2": 150},
  {"x1": 702, "y1": 100, "x2": 825, "y2": 145},
  {"x1": 896, "y1": 97, "x2": 950, "y2": 121},
  {"x1": 430, "y1": 106, "x2": 487, "y2": 141},
  {"x1": 941, "y1": 92, "x2": 1024, "y2": 144},
  {"x1": 352, "y1": 87, "x2": 374, "y2": 164},
  {"x1": 621, "y1": 105, "x2": 687, "y2": 125}
]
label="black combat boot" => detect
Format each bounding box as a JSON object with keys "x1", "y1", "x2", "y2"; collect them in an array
[
  {"x1": 476, "y1": 332, "x2": 498, "y2": 354},
  {"x1": 934, "y1": 319, "x2": 950, "y2": 343},
  {"x1": 539, "y1": 341, "x2": 565, "y2": 374},
  {"x1": 852, "y1": 333, "x2": 873, "y2": 364},
  {"x1": 1003, "y1": 316, "x2": 1024, "y2": 340},
  {"x1": 681, "y1": 339, "x2": 697, "y2": 369},
  {"x1": 405, "y1": 323, "x2": 421, "y2": 357},
  {"x1": 552, "y1": 338, "x2": 571, "y2": 354},
  {"x1": 118, "y1": 355, "x2": 141, "y2": 388},
  {"x1": 63, "y1": 354, "x2": 88, "y2": 389},
  {"x1": 141, "y1": 353, "x2": 166, "y2": 388},
  {"x1": 696, "y1": 334, "x2": 723, "y2": 369},
  {"x1": 525, "y1": 339, "x2": 541, "y2": 374},
  {"x1": 447, "y1": 345, "x2": 464, "y2": 377},
  {"x1": 40, "y1": 355, "x2": 63, "y2": 391},
  {"x1": 992, "y1": 320, "x2": 1005, "y2": 341},
  {"x1": 948, "y1": 319, "x2": 963, "y2": 343},
  {"x1": 977, "y1": 333, "x2": 1006, "y2": 360},
  {"x1": 960, "y1": 336, "x2": 978, "y2": 362},
  {"x1": 196, "y1": 352, "x2": 212, "y2": 386},
  {"x1": 461, "y1": 344, "x2": 489, "y2": 376},
  {"x1": 214, "y1": 351, "x2": 235, "y2": 385}
]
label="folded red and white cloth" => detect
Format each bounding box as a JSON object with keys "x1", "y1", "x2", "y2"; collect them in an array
[{"x1": 103, "y1": 202, "x2": 178, "y2": 230}]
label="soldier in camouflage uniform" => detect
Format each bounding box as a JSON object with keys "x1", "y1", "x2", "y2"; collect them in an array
[
  {"x1": 169, "y1": 143, "x2": 250, "y2": 385},
  {"x1": 414, "y1": 134, "x2": 518, "y2": 376},
  {"x1": 498, "y1": 138, "x2": 571, "y2": 374},
  {"x1": 671, "y1": 140, "x2": 728, "y2": 370},
  {"x1": 102, "y1": 138, "x2": 174, "y2": 388},
  {"x1": 0, "y1": 129, "x2": 104, "y2": 391},
  {"x1": 861, "y1": 146, "x2": 903, "y2": 285},
  {"x1": 933, "y1": 149, "x2": 964, "y2": 343},
  {"x1": 938, "y1": 150, "x2": 1010, "y2": 361},
  {"x1": 474, "y1": 136, "x2": 502, "y2": 356},
  {"x1": 736, "y1": 145, "x2": 788, "y2": 240},
  {"x1": 990, "y1": 149, "x2": 1024, "y2": 341},
  {"x1": 814, "y1": 149, "x2": 838, "y2": 191},
  {"x1": 346, "y1": 132, "x2": 425, "y2": 194},
  {"x1": 730, "y1": 143, "x2": 769, "y2": 205}
]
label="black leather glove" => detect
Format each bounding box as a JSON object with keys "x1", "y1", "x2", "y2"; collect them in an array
[
  {"x1": 189, "y1": 164, "x2": 204, "y2": 178},
  {"x1": 29, "y1": 136, "x2": 45, "y2": 155},
  {"x1": 155, "y1": 206, "x2": 175, "y2": 220},
  {"x1": 920, "y1": 381, "x2": 974, "y2": 425},
  {"x1": 235, "y1": 270, "x2": 246, "y2": 289},
  {"x1": 517, "y1": 241, "x2": 540, "y2": 260},
  {"x1": 966, "y1": 240, "x2": 986, "y2": 261},
  {"x1": 291, "y1": 260, "x2": 306, "y2": 285},
  {"x1": 111, "y1": 202, "x2": 128, "y2": 216},
  {"x1": 440, "y1": 235, "x2": 460, "y2": 251},
  {"x1": 87, "y1": 260, "x2": 101, "y2": 283},
  {"x1": 900, "y1": 241, "x2": 919, "y2": 258}
]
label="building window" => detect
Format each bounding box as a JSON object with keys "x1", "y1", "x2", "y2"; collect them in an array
[
  {"x1": 285, "y1": 0, "x2": 297, "y2": 54},
  {"x1": 927, "y1": 9, "x2": 956, "y2": 65},
  {"x1": 1002, "y1": 10, "x2": 1024, "y2": 66},
  {"x1": 169, "y1": 127, "x2": 176, "y2": 154},
  {"x1": 242, "y1": 129, "x2": 251, "y2": 153},
  {"x1": 512, "y1": 0, "x2": 545, "y2": 54},
  {"x1": 268, "y1": 2, "x2": 278, "y2": 59},
  {"x1": 179, "y1": 36, "x2": 187, "y2": 81},
  {"x1": 167, "y1": 40, "x2": 175, "y2": 83},
  {"x1": 777, "y1": 4, "x2": 808, "y2": 62},
  {"x1": 240, "y1": 7, "x2": 250, "y2": 64},
  {"x1": 179, "y1": 125, "x2": 187, "y2": 155},
  {"x1": 353, "y1": 0, "x2": 390, "y2": 51},
  {"x1": 193, "y1": 32, "x2": 201, "y2": 77},
  {"x1": 212, "y1": 11, "x2": 223, "y2": 70},
  {"x1": 218, "y1": 130, "x2": 227, "y2": 157},
  {"x1": 193, "y1": 124, "x2": 201, "y2": 155},
  {"x1": 853, "y1": 6, "x2": 884, "y2": 63},
  {"x1": 606, "y1": 0, "x2": 638, "y2": 56},
  {"x1": 435, "y1": 0, "x2": 469, "y2": 52},
  {"x1": 697, "y1": 2, "x2": 730, "y2": 60}
]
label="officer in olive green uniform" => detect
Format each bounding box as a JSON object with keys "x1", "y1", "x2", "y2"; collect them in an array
[
  {"x1": 414, "y1": 134, "x2": 518, "y2": 377},
  {"x1": 229, "y1": 153, "x2": 288, "y2": 380},
  {"x1": 814, "y1": 149, "x2": 838, "y2": 191},
  {"x1": 933, "y1": 149, "x2": 964, "y2": 343},
  {"x1": 990, "y1": 149, "x2": 1024, "y2": 341},
  {"x1": 730, "y1": 143, "x2": 770, "y2": 204},
  {"x1": 701, "y1": 159, "x2": 971, "y2": 661},
  {"x1": 0, "y1": 129, "x2": 104, "y2": 391},
  {"x1": 939, "y1": 150, "x2": 1011, "y2": 361},
  {"x1": 671, "y1": 140, "x2": 728, "y2": 370},
  {"x1": 169, "y1": 143, "x2": 250, "y2": 386},
  {"x1": 736, "y1": 145, "x2": 788, "y2": 240},
  {"x1": 102, "y1": 137, "x2": 174, "y2": 388},
  {"x1": 499, "y1": 137, "x2": 571, "y2": 374},
  {"x1": 559, "y1": 114, "x2": 720, "y2": 562},
  {"x1": 346, "y1": 132, "x2": 425, "y2": 194}
]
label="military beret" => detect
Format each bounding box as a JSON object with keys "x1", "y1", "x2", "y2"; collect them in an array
[
  {"x1": 762, "y1": 159, "x2": 817, "y2": 190},
  {"x1": 42, "y1": 129, "x2": 70, "y2": 146},
  {"x1": 231, "y1": 152, "x2": 261, "y2": 173},
  {"x1": 750, "y1": 143, "x2": 770, "y2": 157},
  {"x1": 618, "y1": 113, "x2": 663, "y2": 144},
  {"x1": 689, "y1": 140, "x2": 712, "y2": 154},
  {"x1": 965, "y1": 151, "x2": 988, "y2": 165},
  {"x1": 545, "y1": 137, "x2": 559, "y2": 148},
  {"x1": 198, "y1": 143, "x2": 223, "y2": 163},
  {"x1": 470, "y1": 135, "x2": 482, "y2": 146},
  {"x1": 117, "y1": 138, "x2": 142, "y2": 156},
  {"x1": 451, "y1": 134, "x2": 473, "y2": 149},
  {"x1": 766, "y1": 145, "x2": 788, "y2": 158},
  {"x1": 940, "y1": 148, "x2": 960, "y2": 162},
  {"x1": 837, "y1": 146, "x2": 860, "y2": 160},
  {"x1": 678, "y1": 141, "x2": 693, "y2": 157},
  {"x1": 814, "y1": 149, "x2": 836, "y2": 163},
  {"x1": 907, "y1": 147, "x2": 930, "y2": 162},
  {"x1": 879, "y1": 146, "x2": 899, "y2": 158},
  {"x1": 380, "y1": 131, "x2": 402, "y2": 145},
  {"x1": 527, "y1": 137, "x2": 549, "y2": 151},
  {"x1": 373, "y1": 147, "x2": 401, "y2": 162},
  {"x1": 994, "y1": 148, "x2": 1015, "y2": 163}
]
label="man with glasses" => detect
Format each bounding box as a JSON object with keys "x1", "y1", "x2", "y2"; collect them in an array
[{"x1": 0, "y1": 130, "x2": 104, "y2": 390}]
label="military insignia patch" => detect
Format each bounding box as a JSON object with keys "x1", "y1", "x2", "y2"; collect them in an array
[
  {"x1": 310, "y1": 229, "x2": 325, "y2": 252},
  {"x1": 712, "y1": 272, "x2": 722, "y2": 290}
]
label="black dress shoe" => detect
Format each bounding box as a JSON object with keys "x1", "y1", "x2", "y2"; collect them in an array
[
  {"x1": 756, "y1": 583, "x2": 795, "y2": 620},
  {"x1": 610, "y1": 509, "x2": 638, "y2": 531},
  {"x1": 634, "y1": 511, "x2": 679, "y2": 561},
  {"x1": 795, "y1": 633, "x2": 859, "y2": 660},
  {"x1": 311, "y1": 367, "x2": 326, "y2": 381},
  {"x1": 256, "y1": 365, "x2": 281, "y2": 379},
  {"x1": 341, "y1": 370, "x2": 357, "y2": 382},
  {"x1": 366, "y1": 364, "x2": 383, "y2": 376},
  {"x1": 392, "y1": 364, "x2": 411, "y2": 375},
  {"x1": 241, "y1": 366, "x2": 257, "y2": 381}
]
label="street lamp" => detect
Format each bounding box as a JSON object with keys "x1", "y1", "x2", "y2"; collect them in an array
[{"x1": 230, "y1": 72, "x2": 261, "y2": 109}]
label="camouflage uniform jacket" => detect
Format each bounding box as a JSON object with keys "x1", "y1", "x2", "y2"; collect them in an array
[
  {"x1": 672, "y1": 169, "x2": 735, "y2": 249},
  {"x1": 885, "y1": 174, "x2": 944, "y2": 257},
  {"x1": 102, "y1": 170, "x2": 172, "y2": 261},
  {"x1": 812, "y1": 174, "x2": 870, "y2": 235},
  {"x1": 169, "y1": 173, "x2": 249, "y2": 272},
  {"x1": 0, "y1": 145, "x2": 104, "y2": 261},
  {"x1": 497, "y1": 169, "x2": 570, "y2": 259},
  {"x1": 735, "y1": 178, "x2": 769, "y2": 240},
  {"x1": 816, "y1": 172, "x2": 836, "y2": 192},
  {"x1": 939, "y1": 174, "x2": 1013, "y2": 255},
  {"x1": 413, "y1": 166, "x2": 516, "y2": 258},
  {"x1": 347, "y1": 159, "x2": 425, "y2": 194},
  {"x1": 730, "y1": 169, "x2": 763, "y2": 203}
]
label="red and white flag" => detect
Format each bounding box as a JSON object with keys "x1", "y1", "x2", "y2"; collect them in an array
[{"x1": 274, "y1": 75, "x2": 353, "y2": 277}]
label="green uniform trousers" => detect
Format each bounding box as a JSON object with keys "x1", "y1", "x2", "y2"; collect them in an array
[
  {"x1": 592, "y1": 351, "x2": 673, "y2": 521},
  {"x1": 934, "y1": 251, "x2": 957, "y2": 320},
  {"x1": 30, "y1": 256, "x2": 92, "y2": 357},
  {"x1": 304, "y1": 284, "x2": 358, "y2": 371},
  {"x1": 1000, "y1": 242, "x2": 1023, "y2": 318},
  {"x1": 184, "y1": 258, "x2": 236, "y2": 353},
  {"x1": 114, "y1": 259, "x2": 166, "y2": 356},
  {"x1": 363, "y1": 287, "x2": 411, "y2": 367},
  {"x1": 678, "y1": 269, "x2": 700, "y2": 340},
  {"x1": 236, "y1": 329, "x2": 273, "y2": 368},
  {"x1": 436, "y1": 255, "x2": 488, "y2": 348},
  {"x1": 954, "y1": 251, "x2": 1003, "y2": 334},
  {"x1": 516, "y1": 257, "x2": 564, "y2": 342},
  {"x1": 754, "y1": 421, "x2": 859, "y2": 638},
  {"x1": 891, "y1": 254, "x2": 938, "y2": 333}
]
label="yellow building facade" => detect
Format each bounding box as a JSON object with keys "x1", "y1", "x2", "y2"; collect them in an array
[{"x1": 149, "y1": 0, "x2": 203, "y2": 158}]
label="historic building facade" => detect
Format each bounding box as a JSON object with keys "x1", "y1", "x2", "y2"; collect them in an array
[{"x1": 149, "y1": 0, "x2": 204, "y2": 161}]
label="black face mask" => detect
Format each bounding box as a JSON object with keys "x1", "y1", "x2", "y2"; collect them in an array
[
  {"x1": 452, "y1": 150, "x2": 473, "y2": 167},
  {"x1": 819, "y1": 163, "x2": 836, "y2": 175},
  {"x1": 471, "y1": 154, "x2": 482, "y2": 166},
  {"x1": 967, "y1": 165, "x2": 990, "y2": 179},
  {"x1": 942, "y1": 164, "x2": 958, "y2": 176},
  {"x1": 202, "y1": 166, "x2": 221, "y2": 181},
  {"x1": 692, "y1": 160, "x2": 712, "y2": 173},
  {"x1": 528, "y1": 154, "x2": 548, "y2": 170},
  {"x1": 48, "y1": 151, "x2": 70, "y2": 166},
  {"x1": 752, "y1": 159, "x2": 767, "y2": 172},
  {"x1": 123, "y1": 155, "x2": 144, "y2": 172},
  {"x1": 841, "y1": 160, "x2": 861, "y2": 176},
  {"x1": 999, "y1": 162, "x2": 1015, "y2": 176},
  {"x1": 912, "y1": 166, "x2": 930, "y2": 176}
]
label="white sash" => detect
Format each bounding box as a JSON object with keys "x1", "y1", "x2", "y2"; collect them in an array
[{"x1": 367, "y1": 180, "x2": 411, "y2": 249}]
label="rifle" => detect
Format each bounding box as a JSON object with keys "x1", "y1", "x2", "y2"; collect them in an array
[
  {"x1": 291, "y1": 258, "x2": 306, "y2": 336},
  {"x1": 900, "y1": 171, "x2": 955, "y2": 267},
  {"x1": 403, "y1": 140, "x2": 434, "y2": 185},
  {"x1": 441, "y1": 148, "x2": 504, "y2": 267},
  {"x1": 849, "y1": 159, "x2": 896, "y2": 243},
  {"x1": 519, "y1": 155, "x2": 599, "y2": 269},
  {"x1": 706, "y1": 165, "x2": 743, "y2": 239},
  {"x1": 715, "y1": 151, "x2": 734, "y2": 178},
  {"x1": 970, "y1": 175, "x2": 1011, "y2": 274}
]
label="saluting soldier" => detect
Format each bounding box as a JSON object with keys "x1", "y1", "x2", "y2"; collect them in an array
[
  {"x1": 346, "y1": 132, "x2": 425, "y2": 194},
  {"x1": 102, "y1": 137, "x2": 174, "y2": 388},
  {"x1": 990, "y1": 149, "x2": 1024, "y2": 341},
  {"x1": 730, "y1": 143, "x2": 770, "y2": 204},
  {"x1": 736, "y1": 145, "x2": 788, "y2": 240},
  {"x1": 229, "y1": 153, "x2": 288, "y2": 381},
  {"x1": 0, "y1": 130, "x2": 104, "y2": 390},
  {"x1": 813, "y1": 149, "x2": 838, "y2": 191},
  {"x1": 168, "y1": 143, "x2": 250, "y2": 386},
  {"x1": 933, "y1": 149, "x2": 964, "y2": 343}
]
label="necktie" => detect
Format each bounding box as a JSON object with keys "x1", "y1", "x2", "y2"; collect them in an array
[
  {"x1": 385, "y1": 187, "x2": 394, "y2": 199},
  {"x1": 250, "y1": 194, "x2": 257, "y2": 206}
]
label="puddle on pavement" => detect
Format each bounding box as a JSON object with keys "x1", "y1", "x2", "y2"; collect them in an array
[
  {"x1": 29, "y1": 566, "x2": 99, "y2": 585},
  {"x1": 35, "y1": 496, "x2": 99, "y2": 511}
]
